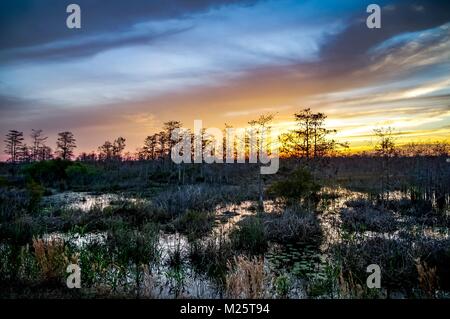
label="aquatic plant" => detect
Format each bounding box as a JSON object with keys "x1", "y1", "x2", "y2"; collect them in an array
[
  {"x1": 230, "y1": 216, "x2": 267, "y2": 255},
  {"x1": 226, "y1": 256, "x2": 267, "y2": 299}
]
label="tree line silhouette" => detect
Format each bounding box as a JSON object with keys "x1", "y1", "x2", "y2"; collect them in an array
[
  {"x1": 4, "y1": 130, "x2": 76, "y2": 163},
  {"x1": 3, "y1": 109, "x2": 449, "y2": 164}
]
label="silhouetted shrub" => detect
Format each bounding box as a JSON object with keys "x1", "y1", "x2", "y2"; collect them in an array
[
  {"x1": 268, "y1": 167, "x2": 320, "y2": 203},
  {"x1": 230, "y1": 216, "x2": 267, "y2": 255},
  {"x1": 65, "y1": 164, "x2": 99, "y2": 188},
  {"x1": 23, "y1": 159, "x2": 72, "y2": 187},
  {"x1": 263, "y1": 207, "x2": 322, "y2": 244},
  {"x1": 341, "y1": 205, "x2": 397, "y2": 232},
  {"x1": 171, "y1": 210, "x2": 215, "y2": 239},
  {"x1": 23, "y1": 160, "x2": 99, "y2": 190}
]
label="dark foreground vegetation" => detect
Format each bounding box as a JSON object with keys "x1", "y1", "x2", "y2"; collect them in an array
[
  {"x1": 1, "y1": 153, "x2": 448, "y2": 299},
  {"x1": 1, "y1": 110, "x2": 449, "y2": 298}
]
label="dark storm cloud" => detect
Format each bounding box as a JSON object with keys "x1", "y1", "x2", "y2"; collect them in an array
[
  {"x1": 0, "y1": 0, "x2": 258, "y2": 50},
  {"x1": 318, "y1": 1, "x2": 450, "y2": 73},
  {"x1": 0, "y1": 25, "x2": 194, "y2": 62}
]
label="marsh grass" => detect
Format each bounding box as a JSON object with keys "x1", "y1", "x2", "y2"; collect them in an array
[
  {"x1": 341, "y1": 205, "x2": 397, "y2": 233},
  {"x1": 152, "y1": 184, "x2": 250, "y2": 215},
  {"x1": 263, "y1": 207, "x2": 322, "y2": 244},
  {"x1": 107, "y1": 221, "x2": 160, "y2": 267},
  {"x1": 32, "y1": 237, "x2": 71, "y2": 284},
  {"x1": 226, "y1": 256, "x2": 267, "y2": 299},
  {"x1": 1, "y1": 155, "x2": 449, "y2": 298},
  {"x1": 333, "y1": 235, "x2": 450, "y2": 296},
  {"x1": 230, "y1": 216, "x2": 267, "y2": 255},
  {"x1": 0, "y1": 244, "x2": 39, "y2": 284},
  {"x1": 76, "y1": 241, "x2": 111, "y2": 287},
  {"x1": 415, "y1": 258, "x2": 439, "y2": 298},
  {"x1": 170, "y1": 210, "x2": 215, "y2": 239},
  {"x1": 274, "y1": 274, "x2": 291, "y2": 298},
  {"x1": 189, "y1": 233, "x2": 234, "y2": 285}
]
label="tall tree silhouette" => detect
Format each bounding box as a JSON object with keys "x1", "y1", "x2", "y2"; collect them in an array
[
  {"x1": 56, "y1": 131, "x2": 76, "y2": 160},
  {"x1": 39, "y1": 146, "x2": 53, "y2": 161},
  {"x1": 311, "y1": 112, "x2": 338, "y2": 158},
  {"x1": 18, "y1": 144, "x2": 32, "y2": 163},
  {"x1": 295, "y1": 108, "x2": 314, "y2": 159},
  {"x1": 98, "y1": 137, "x2": 126, "y2": 161},
  {"x1": 280, "y1": 108, "x2": 342, "y2": 159},
  {"x1": 112, "y1": 137, "x2": 126, "y2": 160},
  {"x1": 162, "y1": 121, "x2": 182, "y2": 160},
  {"x1": 248, "y1": 113, "x2": 276, "y2": 210},
  {"x1": 141, "y1": 134, "x2": 163, "y2": 160},
  {"x1": 30, "y1": 129, "x2": 48, "y2": 161},
  {"x1": 374, "y1": 127, "x2": 397, "y2": 201},
  {"x1": 98, "y1": 141, "x2": 114, "y2": 160},
  {"x1": 4, "y1": 130, "x2": 24, "y2": 163}
]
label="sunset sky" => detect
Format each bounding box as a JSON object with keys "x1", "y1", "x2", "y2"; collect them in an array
[{"x1": 1, "y1": 0, "x2": 449, "y2": 159}]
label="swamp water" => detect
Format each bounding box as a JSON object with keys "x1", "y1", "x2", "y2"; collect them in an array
[{"x1": 40, "y1": 188, "x2": 448, "y2": 298}]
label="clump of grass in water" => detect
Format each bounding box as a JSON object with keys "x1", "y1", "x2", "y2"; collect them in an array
[
  {"x1": 105, "y1": 220, "x2": 161, "y2": 296},
  {"x1": 415, "y1": 258, "x2": 439, "y2": 298},
  {"x1": 32, "y1": 237, "x2": 72, "y2": 284},
  {"x1": 226, "y1": 256, "x2": 267, "y2": 299},
  {"x1": 170, "y1": 210, "x2": 215, "y2": 240},
  {"x1": 306, "y1": 263, "x2": 341, "y2": 298},
  {"x1": 262, "y1": 207, "x2": 322, "y2": 244},
  {"x1": 0, "y1": 243, "x2": 40, "y2": 285},
  {"x1": 274, "y1": 274, "x2": 291, "y2": 298},
  {"x1": 76, "y1": 241, "x2": 111, "y2": 289},
  {"x1": 340, "y1": 204, "x2": 397, "y2": 232},
  {"x1": 166, "y1": 240, "x2": 186, "y2": 298},
  {"x1": 230, "y1": 216, "x2": 267, "y2": 255},
  {"x1": 189, "y1": 232, "x2": 234, "y2": 287},
  {"x1": 152, "y1": 184, "x2": 251, "y2": 216},
  {"x1": 267, "y1": 167, "x2": 321, "y2": 207},
  {"x1": 332, "y1": 236, "x2": 450, "y2": 297}
]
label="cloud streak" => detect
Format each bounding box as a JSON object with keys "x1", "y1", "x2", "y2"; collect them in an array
[{"x1": 0, "y1": 0, "x2": 449, "y2": 158}]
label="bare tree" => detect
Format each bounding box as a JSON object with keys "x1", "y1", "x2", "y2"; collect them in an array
[
  {"x1": 18, "y1": 144, "x2": 32, "y2": 163},
  {"x1": 248, "y1": 113, "x2": 276, "y2": 210},
  {"x1": 4, "y1": 130, "x2": 24, "y2": 163},
  {"x1": 39, "y1": 146, "x2": 53, "y2": 161},
  {"x1": 98, "y1": 137, "x2": 126, "y2": 161},
  {"x1": 112, "y1": 137, "x2": 126, "y2": 160},
  {"x1": 56, "y1": 131, "x2": 76, "y2": 160},
  {"x1": 98, "y1": 141, "x2": 114, "y2": 161},
  {"x1": 374, "y1": 127, "x2": 397, "y2": 201},
  {"x1": 30, "y1": 129, "x2": 48, "y2": 161}
]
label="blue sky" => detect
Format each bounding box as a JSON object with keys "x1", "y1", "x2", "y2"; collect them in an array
[{"x1": 0, "y1": 0, "x2": 449, "y2": 156}]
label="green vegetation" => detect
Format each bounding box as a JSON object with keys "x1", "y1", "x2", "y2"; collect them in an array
[
  {"x1": 230, "y1": 216, "x2": 267, "y2": 255},
  {"x1": 0, "y1": 113, "x2": 448, "y2": 299},
  {"x1": 268, "y1": 167, "x2": 320, "y2": 204}
]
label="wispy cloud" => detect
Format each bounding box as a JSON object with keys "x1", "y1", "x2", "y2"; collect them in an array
[{"x1": 0, "y1": 0, "x2": 449, "y2": 156}]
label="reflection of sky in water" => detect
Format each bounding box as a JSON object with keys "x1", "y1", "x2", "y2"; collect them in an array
[
  {"x1": 43, "y1": 192, "x2": 145, "y2": 211},
  {"x1": 40, "y1": 188, "x2": 449, "y2": 298},
  {"x1": 43, "y1": 232, "x2": 107, "y2": 248}
]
